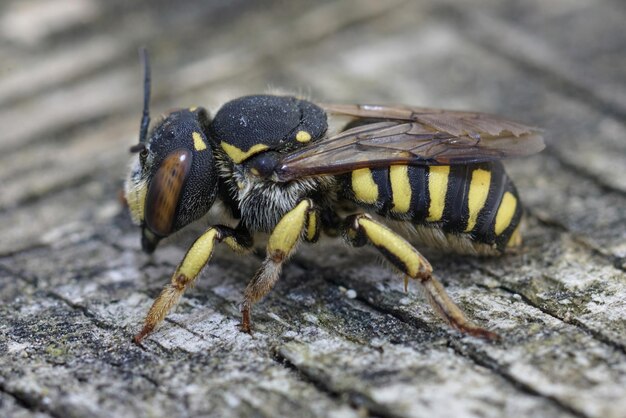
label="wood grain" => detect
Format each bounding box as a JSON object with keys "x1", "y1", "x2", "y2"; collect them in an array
[{"x1": 1, "y1": 1, "x2": 625, "y2": 417}]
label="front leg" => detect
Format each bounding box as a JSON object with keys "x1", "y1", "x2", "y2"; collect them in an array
[
  {"x1": 241, "y1": 199, "x2": 318, "y2": 333},
  {"x1": 134, "y1": 224, "x2": 252, "y2": 344}
]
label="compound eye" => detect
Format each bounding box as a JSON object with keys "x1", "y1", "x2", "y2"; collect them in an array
[{"x1": 144, "y1": 149, "x2": 192, "y2": 236}]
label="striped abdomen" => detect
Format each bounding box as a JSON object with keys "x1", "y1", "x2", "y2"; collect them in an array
[{"x1": 340, "y1": 162, "x2": 522, "y2": 253}]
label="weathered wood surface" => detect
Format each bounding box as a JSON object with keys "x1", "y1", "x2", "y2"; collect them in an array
[{"x1": 1, "y1": 0, "x2": 625, "y2": 417}]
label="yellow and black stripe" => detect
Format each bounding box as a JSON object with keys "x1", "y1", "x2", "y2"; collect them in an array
[{"x1": 341, "y1": 162, "x2": 522, "y2": 252}]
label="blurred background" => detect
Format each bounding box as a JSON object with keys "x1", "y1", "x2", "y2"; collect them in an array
[
  {"x1": 1, "y1": 1, "x2": 625, "y2": 418},
  {"x1": 1, "y1": 0, "x2": 625, "y2": 253}
]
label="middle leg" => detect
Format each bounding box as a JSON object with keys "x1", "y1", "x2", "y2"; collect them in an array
[{"x1": 241, "y1": 199, "x2": 318, "y2": 332}]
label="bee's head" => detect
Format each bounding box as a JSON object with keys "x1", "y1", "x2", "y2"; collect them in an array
[{"x1": 124, "y1": 51, "x2": 218, "y2": 253}]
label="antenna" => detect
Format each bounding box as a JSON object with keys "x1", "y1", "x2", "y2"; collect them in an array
[{"x1": 138, "y1": 47, "x2": 151, "y2": 146}]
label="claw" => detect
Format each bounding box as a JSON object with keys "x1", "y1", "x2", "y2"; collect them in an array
[
  {"x1": 240, "y1": 306, "x2": 253, "y2": 334},
  {"x1": 454, "y1": 322, "x2": 501, "y2": 341},
  {"x1": 133, "y1": 323, "x2": 154, "y2": 345}
]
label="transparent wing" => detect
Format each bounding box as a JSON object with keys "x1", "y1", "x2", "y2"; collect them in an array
[{"x1": 275, "y1": 103, "x2": 544, "y2": 181}]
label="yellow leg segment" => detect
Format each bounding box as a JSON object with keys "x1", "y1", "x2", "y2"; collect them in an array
[
  {"x1": 241, "y1": 199, "x2": 317, "y2": 333},
  {"x1": 344, "y1": 214, "x2": 498, "y2": 340},
  {"x1": 134, "y1": 225, "x2": 252, "y2": 344}
]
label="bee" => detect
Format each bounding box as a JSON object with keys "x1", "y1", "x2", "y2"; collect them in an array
[{"x1": 125, "y1": 50, "x2": 543, "y2": 344}]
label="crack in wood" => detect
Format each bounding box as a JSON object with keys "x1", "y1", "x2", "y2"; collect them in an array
[
  {"x1": 0, "y1": 243, "x2": 49, "y2": 260},
  {"x1": 312, "y1": 266, "x2": 591, "y2": 418},
  {"x1": 474, "y1": 279, "x2": 626, "y2": 356},
  {"x1": 0, "y1": 379, "x2": 62, "y2": 418},
  {"x1": 525, "y1": 209, "x2": 626, "y2": 274},
  {"x1": 445, "y1": 340, "x2": 589, "y2": 418},
  {"x1": 271, "y1": 349, "x2": 397, "y2": 418}
]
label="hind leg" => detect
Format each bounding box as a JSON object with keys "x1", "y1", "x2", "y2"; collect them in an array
[{"x1": 343, "y1": 213, "x2": 498, "y2": 340}]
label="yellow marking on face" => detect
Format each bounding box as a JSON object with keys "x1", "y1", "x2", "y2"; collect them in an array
[
  {"x1": 220, "y1": 142, "x2": 269, "y2": 164},
  {"x1": 296, "y1": 130, "x2": 312, "y2": 143},
  {"x1": 390, "y1": 165, "x2": 411, "y2": 213},
  {"x1": 250, "y1": 167, "x2": 260, "y2": 176},
  {"x1": 178, "y1": 229, "x2": 219, "y2": 279},
  {"x1": 465, "y1": 168, "x2": 491, "y2": 232},
  {"x1": 268, "y1": 200, "x2": 311, "y2": 256},
  {"x1": 358, "y1": 218, "x2": 424, "y2": 277},
  {"x1": 125, "y1": 179, "x2": 148, "y2": 224},
  {"x1": 426, "y1": 166, "x2": 450, "y2": 222},
  {"x1": 352, "y1": 168, "x2": 379, "y2": 204},
  {"x1": 495, "y1": 192, "x2": 517, "y2": 235},
  {"x1": 306, "y1": 211, "x2": 317, "y2": 241},
  {"x1": 192, "y1": 131, "x2": 207, "y2": 151},
  {"x1": 506, "y1": 224, "x2": 522, "y2": 248},
  {"x1": 189, "y1": 106, "x2": 198, "y2": 112}
]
